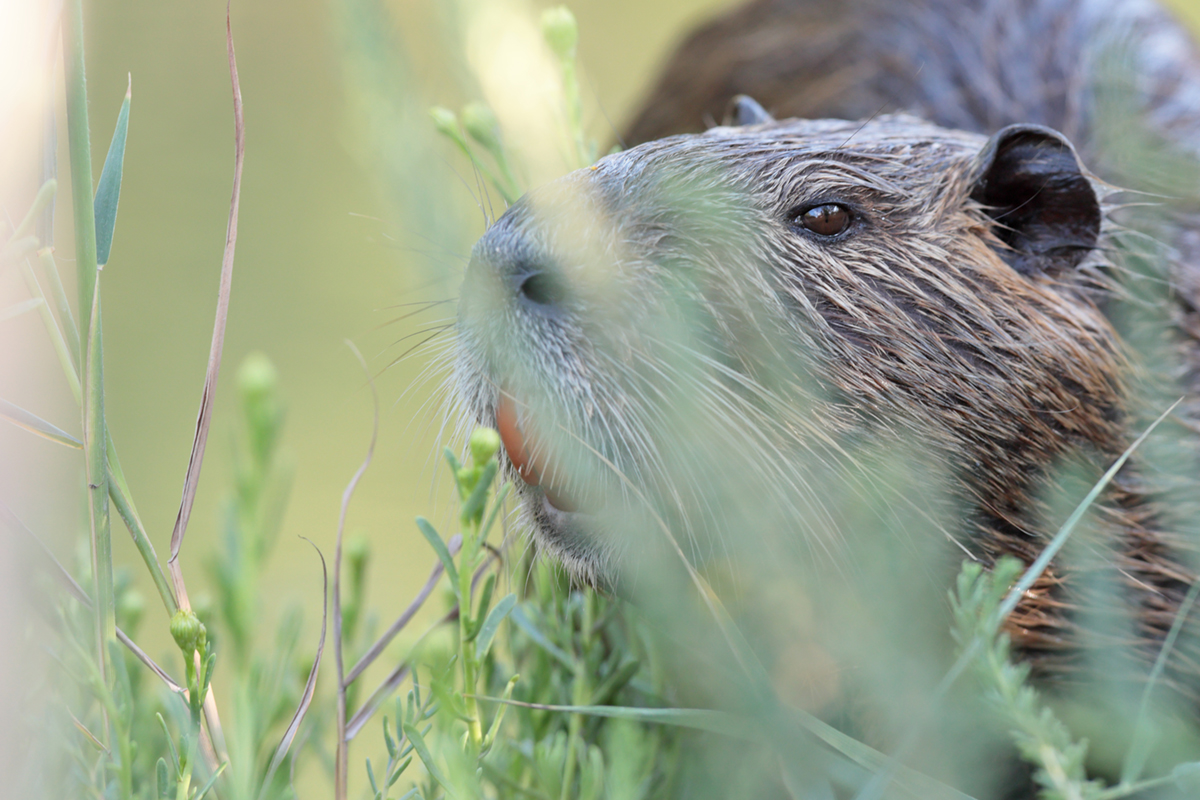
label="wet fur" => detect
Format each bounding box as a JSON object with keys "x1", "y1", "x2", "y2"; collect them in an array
[{"x1": 455, "y1": 0, "x2": 1200, "y2": 707}]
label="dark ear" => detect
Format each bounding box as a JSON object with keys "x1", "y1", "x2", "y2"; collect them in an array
[
  {"x1": 723, "y1": 94, "x2": 775, "y2": 127},
  {"x1": 969, "y1": 124, "x2": 1101, "y2": 275}
]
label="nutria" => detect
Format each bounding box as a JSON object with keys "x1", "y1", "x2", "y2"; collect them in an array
[{"x1": 454, "y1": 0, "x2": 1200, "y2": 788}]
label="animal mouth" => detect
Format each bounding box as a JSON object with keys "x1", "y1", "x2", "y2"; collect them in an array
[{"x1": 494, "y1": 392, "x2": 581, "y2": 514}]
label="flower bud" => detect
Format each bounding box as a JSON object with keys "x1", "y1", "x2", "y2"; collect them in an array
[
  {"x1": 457, "y1": 466, "x2": 480, "y2": 498},
  {"x1": 347, "y1": 534, "x2": 370, "y2": 588},
  {"x1": 170, "y1": 609, "x2": 207, "y2": 657},
  {"x1": 237, "y1": 351, "x2": 278, "y2": 409},
  {"x1": 541, "y1": 7, "x2": 578, "y2": 61},
  {"x1": 469, "y1": 427, "x2": 502, "y2": 467},
  {"x1": 461, "y1": 103, "x2": 502, "y2": 153},
  {"x1": 429, "y1": 106, "x2": 460, "y2": 139}
]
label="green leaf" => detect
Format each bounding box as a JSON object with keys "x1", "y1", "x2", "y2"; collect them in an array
[
  {"x1": 193, "y1": 761, "x2": 227, "y2": 800},
  {"x1": 479, "y1": 482, "x2": 510, "y2": 543},
  {"x1": 579, "y1": 744, "x2": 605, "y2": 800},
  {"x1": 156, "y1": 714, "x2": 181, "y2": 776},
  {"x1": 1173, "y1": 761, "x2": 1200, "y2": 793},
  {"x1": 482, "y1": 675, "x2": 519, "y2": 751},
  {"x1": 589, "y1": 659, "x2": 640, "y2": 707},
  {"x1": 388, "y1": 757, "x2": 411, "y2": 786},
  {"x1": 509, "y1": 606, "x2": 573, "y2": 668},
  {"x1": 430, "y1": 675, "x2": 470, "y2": 721},
  {"x1": 470, "y1": 573, "x2": 497, "y2": 639},
  {"x1": 475, "y1": 593, "x2": 516, "y2": 659},
  {"x1": 383, "y1": 716, "x2": 398, "y2": 759},
  {"x1": 415, "y1": 517, "x2": 459, "y2": 589},
  {"x1": 402, "y1": 722, "x2": 452, "y2": 792},
  {"x1": 155, "y1": 758, "x2": 170, "y2": 799},
  {"x1": 443, "y1": 447, "x2": 462, "y2": 475},
  {"x1": 366, "y1": 758, "x2": 380, "y2": 796},
  {"x1": 94, "y1": 76, "x2": 131, "y2": 268}
]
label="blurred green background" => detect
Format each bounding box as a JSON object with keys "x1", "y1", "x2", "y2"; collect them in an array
[
  {"x1": 5, "y1": 0, "x2": 1200, "y2": 795},
  {"x1": 3, "y1": 0, "x2": 742, "y2": 794},
  {"x1": 14, "y1": 0, "x2": 747, "y2": 634}
]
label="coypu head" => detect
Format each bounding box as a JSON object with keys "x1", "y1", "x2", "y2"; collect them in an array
[{"x1": 455, "y1": 110, "x2": 1124, "y2": 592}]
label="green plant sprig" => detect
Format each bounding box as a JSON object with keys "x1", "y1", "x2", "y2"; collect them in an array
[
  {"x1": 952, "y1": 558, "x2": 1103, "y2": 800},
  {"x1": 366, "y1": 681, "x2": 437, "y2": 800},
  {"x1": 430, "y1": 107, "x2": 520, "y2": 206},
  {"x1": 451, "y1": 428, "x2": 516, "y2": 753},
  {"x1": 541, "y1": 7, "x2": 596, "y2": 169},
  {"x1": 407, "y1": 427, "x2": 518, "y2": 793}
]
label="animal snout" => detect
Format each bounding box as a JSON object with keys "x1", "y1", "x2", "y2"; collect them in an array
[{"x1": 465, "y1": 217, "x2": 570, "y2": 318}]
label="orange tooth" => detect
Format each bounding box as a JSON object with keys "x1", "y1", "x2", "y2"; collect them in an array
[
  {"x1": 494, "y1": 392, "x2": 578, "y2": 512},
  {"x1": 496, "y1": 393, "x2": 537, "y2": 486}
]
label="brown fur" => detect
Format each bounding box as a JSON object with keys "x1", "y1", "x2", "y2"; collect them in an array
[
  {"x1": 455, "y1": 0, "x2": 1200, "y2": 707},
  {"x1": 618, "y1": 0, "x2": 1200, "y2": 693}
]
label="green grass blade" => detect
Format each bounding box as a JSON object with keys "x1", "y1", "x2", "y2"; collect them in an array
[
  {"x1": 0, "y1": 398, "x2": 81, "y2": 448},
  {"x1": 508, "y1": 606, "x2": 574, "y2": 668},
  {"x1": 416, "y1": 517, "x2": 460, "y2": 590},
  {"x1": 474, "y1": 593, "x2": 515, "y2": 659},
  {"x1": 1121, "y1": 577, "x2": 1200, "y2": 784},
  {"x1": 38, "y1": 247, "x2": 81, "y2": 368},
  {"x1": 474, "y1": 697, "x2": 974, "y2": 800},
  {"x1": 193, "y1": 761, "x2": 228, "y2": 800},
  {"x1": 997, "y1": 398, "x2": 1181, "y2": 621},
  {"x1": 0, "y1": 235, "x2": 39, "y2": 267},
  {"x1": 402, "y1": 722, "x2": 452, "y2": 793},
  {"x1": 0, "y1": 297, "x2": 44, "y2": 323},
  {"x1": 19, "y1": 260, "x2": 81, "y2": 402},
  {"x1": 9, "y1": 178, "x2": 56, "y2": 243},
  {"x1": 855, "y1": 399, "x2": 1183, "y2": 800},
  {"x1": 94, "y1": 76, "x2": 130, "y2": 269},
  {"x1": 155, "y1": 757, "x2": 169, "y2": 798},
  {"x1": 259, "y1": 538, "x2": 328, "y2": 800}
]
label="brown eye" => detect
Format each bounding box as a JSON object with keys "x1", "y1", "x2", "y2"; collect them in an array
[{"x1": 796, "y1": 203, "x2": 852, "y2": 236}]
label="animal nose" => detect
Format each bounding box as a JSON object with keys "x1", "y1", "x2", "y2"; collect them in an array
[
  {"x1": 468, "y1": 217, "x2": 568, "y2": 314},
  {"x1": 512, "y1": 265, "x2": 567, "y2": 308}
]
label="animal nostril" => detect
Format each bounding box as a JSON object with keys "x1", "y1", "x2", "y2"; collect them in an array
[{"x1": 518, "y1": 271, "x2": 565, "y2": 307}]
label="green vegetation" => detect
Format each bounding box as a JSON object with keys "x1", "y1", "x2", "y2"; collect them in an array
[{"x1": 7, "y1": 3, "x2": 1200, "y2": 799}]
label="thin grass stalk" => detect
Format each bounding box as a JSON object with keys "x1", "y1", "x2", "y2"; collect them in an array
[
  {"x1": 458, "y1": 534, "x2": 484, "y2": 750},
  {"x1": 63, "y1": 0, "x2": 113, "y2": 695},
  {"x1": 345, "y1": 664, "x2": 411, "y2": 742},
  {"x1": 344, "y1": 538, "x2": 460, "y2": 686},
  {"x1": 1120, "y1": 577, "x2": 1200, "y2": 785},
  {"x1": 38, "y1": 246, "x2": 81, "y2": 367},
  {"x1": 62, "y1": 0, "x2": 98, "y2": 334},
  {"x1": 84, "y1": 278, "x2": 114, "y2": 688},
  {"x1": 0, "y1": 235, "x2": 39, "y2": 264},
  {"x1": 9, "y1": 178, "x2": 57, "y2": 242},
  {"x1": 156, "y1": 7, "x2": 244, "y2": 771},
  {"x1": 166, "y1": 4, "x2": 244, "y2": 609},
  {"x1": 20, "y1": 259, "x2": 80, "y2": 402},
  {"x1": 345, "y1": 557, "x2": 497, "y2": 742},
  {"x1": 335, "y1": 342, "x2": 379, "y2": 800},
  {"x1": 257, "y1": 539, "x2": 329, "y2": 800},
  {"x1": 0, "y1": 399, "x2": 81, "y2": 449},
  {"x1": 107, "y1": 433, "x2": 177, "y2": 613},
  {"x1": 16, "y1": 189, "x2": 174, "y2": 625},
  {"x1": 1, "y1": 497, "x2": 181, "y2": 693}
]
